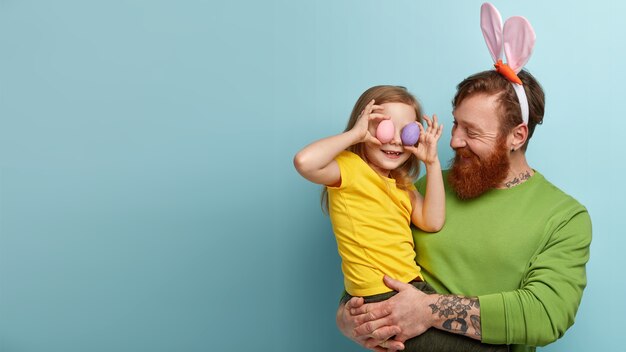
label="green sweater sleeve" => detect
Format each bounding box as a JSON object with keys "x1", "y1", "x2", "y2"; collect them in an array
[{"x1": 479, "y1": 209, "x2": 592, "y2": 346}]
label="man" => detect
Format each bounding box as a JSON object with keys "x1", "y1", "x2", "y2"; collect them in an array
[{"x1": 336, "y1": 70, "x2": 592, "y2": 352}]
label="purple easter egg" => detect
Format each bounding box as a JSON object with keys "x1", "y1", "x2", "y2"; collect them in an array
[
  {"x1": 401, "y1": 123, "x2": 420, "y2": 145},
  {"x1": 376, "y1": 120, "x2": 395, "y2": 144}
]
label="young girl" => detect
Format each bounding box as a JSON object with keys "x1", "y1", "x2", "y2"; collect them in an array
[
  {"x1": 294, "y1": 85, "x2": 444, "y2": 298},
  {"x1": 294, "y1": 86, "x2": 508, "y2": 352}
]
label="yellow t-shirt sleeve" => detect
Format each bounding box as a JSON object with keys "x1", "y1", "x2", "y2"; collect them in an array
[{"x1": 328, "y1": 150, "x2": 359, "y2": 190}]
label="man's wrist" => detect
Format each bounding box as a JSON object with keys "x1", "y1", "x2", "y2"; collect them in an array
[
  {"x1": 422, "y1": 293, "x2": 442, "y2": 328},
  {"x1": 425, "y1": 293, "x2": 483, "y2": 340}
]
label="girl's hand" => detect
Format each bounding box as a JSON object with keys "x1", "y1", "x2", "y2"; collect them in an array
[
  {"x1": 351, "y1": 99, "x2": 389, "y2": 145},
  {"x1": 404, "y1": 114, "x2": 443, "y2": 165}
]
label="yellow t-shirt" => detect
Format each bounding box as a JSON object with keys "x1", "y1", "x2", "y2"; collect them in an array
[{"x1": 328, "y1": 151, "x2": 421, "y2": 296}]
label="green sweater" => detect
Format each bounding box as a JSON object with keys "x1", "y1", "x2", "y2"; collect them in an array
[{"x1": 415, "y1": 171, "x2": 591, "y2": 352}]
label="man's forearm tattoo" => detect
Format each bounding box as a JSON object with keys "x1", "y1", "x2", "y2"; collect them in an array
[
  {"x1": 429, "y1": 295, "x2": 482, "y2": 337},
  {"x1": 505, "y1": 170, "x2": 531, "y2": 188},
  {"x1": 471, "y1": 315, "x2": 481, "y2": 336}
]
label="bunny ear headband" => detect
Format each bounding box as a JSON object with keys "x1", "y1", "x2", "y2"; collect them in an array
[{"x1": 480, "y1": 2, "x2": 536, "y2": 125}]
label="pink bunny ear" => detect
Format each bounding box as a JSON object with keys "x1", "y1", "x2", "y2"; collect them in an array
[
  {"x1": 503, "y1": 16, "x2": 536, "y2": 73},
  {"x1": 480, "y1": 2, "x2": 503, "y2": 63}
]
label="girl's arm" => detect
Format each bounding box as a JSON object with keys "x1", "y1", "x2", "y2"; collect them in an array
[
  {"x1": 293, "y1": 100, "x2": 387, "y2": 186},
  {"x1": 406, "y1": 115, "x2": 445, "y2": 232},
  {"x1": 293, "y1": 130, "x2": 360, "y2": 186}
]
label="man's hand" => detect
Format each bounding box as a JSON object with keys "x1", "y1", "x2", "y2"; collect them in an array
[
  {"x1": 351, "y1": 276, "x2": 438, "y2": 346},
  {"x1": 337, "y1": 295, "x2": 405, "y2": 351},
  {"x1": 337, "y1": 276, "x2": 440, "y2": 351}
]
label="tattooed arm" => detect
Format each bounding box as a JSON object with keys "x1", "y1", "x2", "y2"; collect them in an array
[
  {"x1": 344, "y1": 276, "x2": 484, "y2": 350},
  {"x1": 428, "y1": 294, "x2": 482, "y2": 339}
]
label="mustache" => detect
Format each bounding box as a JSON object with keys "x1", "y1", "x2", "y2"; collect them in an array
[
  {"x1": 448, "y1": 147, "x2": 479, "y2": 169},
  {"x1": 454, "y1": 147, "x2": 477, "y2": 159}
]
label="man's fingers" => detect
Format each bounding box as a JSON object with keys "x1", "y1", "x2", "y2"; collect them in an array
[
  {"x1": 351, "y1": 303, "x2": 392, "y2": 329},
  {"x1": 380, "y1": 338, "x2": 406, "y2": 351},
  {"x1": 354, "y1": 315, "x2": 398, "y2": 338},
  {"x1": 367, "y1": 339, "x2": 387, "y2": 350},
  {"x1": 372, "y1": 325, "x2": 402, "y2": 341},
  {"x1": 365, "y1": 333, "x2": 405, "y2": 350},
  {"x1": 350, "y1": 299, "x2": 387, "y2": 316},
  {"x1": 383, "y1": 275, "x2": 413, "y2": 292},
  {"x1": 387, "y1": 344, "x2": 406, "y2": 352},
  {"x1": 346, "y1": 296, "x2": 364, "y2": 310}
]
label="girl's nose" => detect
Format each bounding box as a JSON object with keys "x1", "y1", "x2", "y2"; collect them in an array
[{"x1": 390, "y1": 125, "x2": 402, "y2": 145}]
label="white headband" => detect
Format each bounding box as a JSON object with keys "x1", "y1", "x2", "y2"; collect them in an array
[{"x1": 480, "y1": 2, "x2": 536, "y2": 125}]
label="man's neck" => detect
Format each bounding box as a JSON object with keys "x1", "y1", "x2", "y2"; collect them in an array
[
  {"x1": 498, "y1": 153, "x2": 534, "y2": 189},
  {"x1": 503, "y1": 169, "x2": 533, "y2": 188}
]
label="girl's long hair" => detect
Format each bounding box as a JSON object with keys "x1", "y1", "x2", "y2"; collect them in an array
[{"x1": 322, "y1": 85, "x2": 423, "y2": 213}]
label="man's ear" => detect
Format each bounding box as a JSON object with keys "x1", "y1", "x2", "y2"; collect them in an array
[{"x1": 509, "y1": 123, "x2": 529, "y2": 151}]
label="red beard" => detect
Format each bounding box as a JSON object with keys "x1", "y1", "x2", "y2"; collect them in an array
[{"x1": 448, "y1": 141, "x2": 510, "y2": 200}]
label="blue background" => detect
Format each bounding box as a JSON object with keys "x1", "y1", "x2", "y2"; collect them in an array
[{"x1": 0, "y1": 0, "x2": 623, "y2": 351}]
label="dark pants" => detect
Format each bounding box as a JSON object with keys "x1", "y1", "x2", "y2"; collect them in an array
[{"x1": 341, "y1": 282, "x2": 509, "y2": 352}]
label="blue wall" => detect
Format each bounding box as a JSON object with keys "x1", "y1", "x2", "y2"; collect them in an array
[{"x1": 0, "y1": 1, "x2": 623, "y2": 351}]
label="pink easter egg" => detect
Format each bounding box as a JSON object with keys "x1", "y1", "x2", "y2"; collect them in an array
[{"x1": 376, "y1": 120, "x2": 395, "y2": 144}]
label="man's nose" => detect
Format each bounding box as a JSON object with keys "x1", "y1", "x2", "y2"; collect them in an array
[{"x1": 450, "y1": 130, "x2": 466, "y2": 149}]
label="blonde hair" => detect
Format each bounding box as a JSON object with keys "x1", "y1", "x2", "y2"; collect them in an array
[{"x1": 322, "y1": 85, "x2": 423, "y2": 212}]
